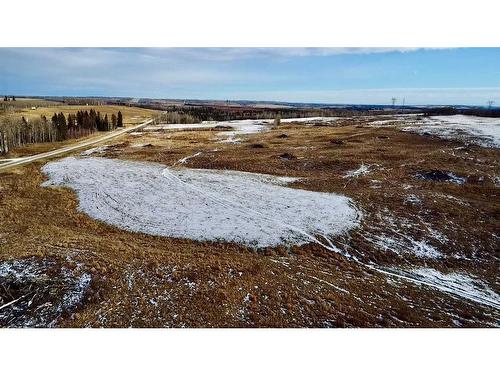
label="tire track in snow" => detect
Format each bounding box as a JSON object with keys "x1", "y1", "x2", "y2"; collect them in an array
[
  {"x1": 162, "y1": 167, "x2": 500, "y2": 311},
  {"x1": 161, "y1": 167, "x2": 354, "y2": 258}
]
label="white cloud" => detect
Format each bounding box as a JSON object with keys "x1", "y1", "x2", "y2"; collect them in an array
[{"x1": 136, "y1": 47, "x2": 425, "y2": 61}]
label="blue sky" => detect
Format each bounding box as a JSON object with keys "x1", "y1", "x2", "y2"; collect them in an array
[{"x1": 1, "y1": 48, "x2": 499, "y2": 105}]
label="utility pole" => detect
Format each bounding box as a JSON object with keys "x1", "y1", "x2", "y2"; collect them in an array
[
  {"x1": 487, "y1": 100, "x2": 494, "y2": 109},
  {"x1": 391, "y1": 97, "x2": 397, "y2": 107}
]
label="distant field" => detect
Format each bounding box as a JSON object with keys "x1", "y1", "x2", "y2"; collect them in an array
[
  {"x1": 20, "y1": 105, "x2": 158, "y2": 125},
  {"x1": 11, "y1": 105, "x2": 158, "y2": 126},
  {"x1": 0, "y1": 105, "x2": 159, "y2": 158},
  {"x1": 0, "y1": 98, "x2": 63, "y2": 110}
]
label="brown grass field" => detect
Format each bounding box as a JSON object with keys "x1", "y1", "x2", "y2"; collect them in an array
[
  {"x1": 0, "y1": 116, "x2": 499, "y2": 327},
  {"x1": 0, "y1": 98, "x2": 64, "y2": 110},
  {"x1": 3, "y1": 104, "x2": 156, "y2": 124}
]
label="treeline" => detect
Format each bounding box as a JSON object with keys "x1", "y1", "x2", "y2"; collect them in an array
[
  {"x1": 152, "y1": 111, "x2": 200, "y2": 125},
  {"x1": 423, "y1": 107, "x2": 500, "y2": 118},
  {"x1": 140, "y1": 104, "x2": 400, "y2": 122},
  {"x1": 0, "y1": 110, "x2": 123, "y2": 154},
  {"x1": 176, "y1": 106, "x2": 346, "y2": 121},
  {"x1": 62, "y1": 97, "x2": 108, "y2": 105}
]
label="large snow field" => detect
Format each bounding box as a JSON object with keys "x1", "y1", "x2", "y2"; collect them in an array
[
  {"x1": 402, "y1": 115, "x2": 500, "y2": 148},
  {"x1": 42, "y1": 157, "x2": 361, "y2": 249},
  {"x1": 142, "y1": 117, "x2": 340, "y2": 142}
]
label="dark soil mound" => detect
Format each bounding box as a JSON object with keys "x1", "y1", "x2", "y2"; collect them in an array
[
  {"x1": 279, "y1": 153, "x2": 296, "y2": 160},
  {"x1": 415, "y1": 170, "x2": 467, "y2": 184},
  {"x1": 214, "y1": 125, "x2": 234, "y2": 130},
  {"x1": 250, "y1": 143, "x2": 265, "y2": 149}
]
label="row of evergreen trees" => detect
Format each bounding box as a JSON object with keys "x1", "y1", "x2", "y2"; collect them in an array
[
  {"x1": 49, "y1": 109, "x2": 123, "y2": 141},
  {"x1": 0, "y1": 110, "x2": 123, "y2": 154}
]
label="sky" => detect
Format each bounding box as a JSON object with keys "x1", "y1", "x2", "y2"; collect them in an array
[{"x1": 1, "y1": 48, "x2": 499, "y2": 106}]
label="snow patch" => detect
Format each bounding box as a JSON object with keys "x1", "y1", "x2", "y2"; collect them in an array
[
  {"x1": 0, "y1": 257, "x2": 91, "y2": 327},
  {"x1": 360, "y1": 209, "x2": 443, "y2": 259},
  {"x1": 405, "y1": 194, "x2": 422, "y2": 205},
  {"x1": 344, "y1": 164, "x2": 371, "y2": 178},
  {"x1": 279, "y1": 117, "x2": 339, "y2": 124},
  {"x1": 80, "y1": 145, "x2": 109, "y2": 156},
  {"x1": 404, "y1": 268, "x2": 500, "y2": 309},
  {"x1": 178, "y1": 152, "x2": 202, "y2": 164},
  {"x1": 42, "y1": 157, "x2": 361, "y2": 249},
  {"x1": 402, "y1": 115, "x2": 500, "y2": 148}
]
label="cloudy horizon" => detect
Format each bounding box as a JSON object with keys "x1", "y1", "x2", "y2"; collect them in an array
[{"x1": 1, "y1": 47, "x2": 499, "y2": 106}]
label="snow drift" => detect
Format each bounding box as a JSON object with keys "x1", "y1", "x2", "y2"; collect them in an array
[
  {"x1": 143, "y1": 117, "x2": 340, "y2": 143},
  {"x1": 42, "y1": 157, "x2": 361, "y2": 248},
  {"x1": 402, "y1": 115, "x2": 500, "y2": 148}
]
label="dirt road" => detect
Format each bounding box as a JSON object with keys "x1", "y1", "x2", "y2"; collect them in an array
[{"x1": 0, "y1": 118, "x2": 154, "y2": 172}]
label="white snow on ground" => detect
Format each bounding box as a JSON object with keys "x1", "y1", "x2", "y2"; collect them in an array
[
  {"x1": 144, "y1": 123, "x2": 219, "y2": 131},
  {"x1": 177, "y1": 152, "x2": 202, "y2": 164},
  {"x1": 407, "y1": 239, "x2": 442, "y2": 258},
  {"x1": 216, "y1": 119, "x2": 270, "y2": 142},
  {"x1": 402, "y1": 115, "x2": 500, "y2": 148},
  {"x1": 357, "y1": 209, "x2": 444, "y2": 259},
  {"x1": 368, "y1": 119, "x2": 401, "y2": 126},
  {"x1": 400, "y1": 268, "x2": 500, "y2": 310},
  {"x1": 365, "y1": 233, "x2": 442, "y2": 259},
  {"x1": 143, "y1": 119, "x2": 269, "y2": 143},
  {"x1": 80, "y1": 145, "x2": 109, "y2": 156},
  {"x1": 366, "y1": 114, "x2": 421, "y2": 127},
  {"x1": 0, "y1": 257, "x2": 91, "y2": 327},
  {"x1": 42, "y1": 157, "x2": 361, "y2": 249},
  {"x1": 142, "y1": 117, "x2": 340, "y2": 143},
  {"x1": 444, "y1": 173, "x2": 467, "y2": 185},
  {"x1": 344, "y1": 164, "x2": 371, "y2": 178},
  {"x1": 405, "y1": 194, "x2": 422, "y2": 205},
  {"x1": 131, "y1": 143, "x2": 152, "y2": 148},
  {"x1": 279, "y1": 117, "x2": 339, "y2": 123}
]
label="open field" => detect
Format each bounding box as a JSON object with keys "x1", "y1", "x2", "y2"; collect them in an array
[
  {"x1": 0, "y1": 98, "x2": 63, "y2": 110},
  {"x1": 0, "y1": 114, "x2": 499, "y2": 327},
  {"x1": 2, "y1": 104, "x2": 157, "y2": 124}
]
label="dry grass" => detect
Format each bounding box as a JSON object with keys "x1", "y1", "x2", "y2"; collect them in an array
[
  {"x1": 0, "y1": 118, "x2": 499, "y2": 327},
  {"x1": 0, "y1": 98, "x2": 63, "y2": 110},
  {"x1": 8, "y1": 104, "x2": 157, "y2": 125}
]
